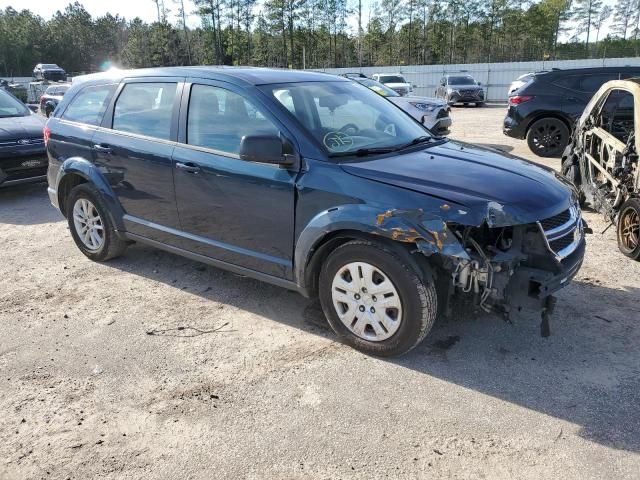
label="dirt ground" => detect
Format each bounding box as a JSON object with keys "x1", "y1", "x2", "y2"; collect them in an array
[{"x1": 1, "y1": 106, "x2": 639, "y2": 480}]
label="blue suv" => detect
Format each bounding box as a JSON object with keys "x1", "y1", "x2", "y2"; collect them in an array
[{"x1": 46, "y1": 67, "x2": 586, "y2": 356}]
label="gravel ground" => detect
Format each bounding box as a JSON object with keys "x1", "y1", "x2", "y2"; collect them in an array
[{"x1": 1, "y1": 106, "x2": 639, "y2": 479}]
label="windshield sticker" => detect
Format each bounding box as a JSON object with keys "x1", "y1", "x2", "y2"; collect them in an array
[{"x1": 323, "y1": 131, "x2": 354, "y2": 152}]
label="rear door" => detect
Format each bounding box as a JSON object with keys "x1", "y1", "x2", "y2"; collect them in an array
[
  {"x1": 171, "y1": 79, "x2": 298, "y2": 278},
  {"x1": 560, "y1": 73, "x2": 620, "y2": 121},
  {"x1": 92, "y1": 77, "x2": 184, "y2": 242}
]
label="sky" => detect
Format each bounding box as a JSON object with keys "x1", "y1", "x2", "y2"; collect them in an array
[{"x1": 0, "y1": 0, "x2": 617, "y2": 41}]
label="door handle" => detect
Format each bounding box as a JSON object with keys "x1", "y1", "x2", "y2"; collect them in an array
[
  {"x1": 175, "y1": 162, "x2": 201, "y2": 173},
  {"x1": 93, "y1": 144, "x2": 112, "y2": 153}
]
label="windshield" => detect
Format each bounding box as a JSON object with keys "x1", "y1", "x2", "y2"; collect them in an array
[
  {"x1": 357, "y1": 79, "x2": 400, "y2": 97},
  {"x1": 43, "y1": 64, "x2": 60, "y2": 69},
  {"x1": 448, "y1": 76, "x2": 476, "y2": 85},
  {"x1": 263, "y1": 81, "x2": 430, "y2": 157},
  {"x1": 0, "y1": 89, "x2": 30, "y2": 117},
  {"x1": 378, "y1": 75, "x2": 406, "y2": 84}
]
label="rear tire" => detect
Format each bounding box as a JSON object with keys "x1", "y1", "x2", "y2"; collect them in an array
[
  {"x1": 66, "y1": 184, "x2": 127, "y2": 262},
  {"x1": 319, "y1": 240, "x2": 437, "y2": 357},
  {"x1": 526, "y1": 118, "x2": 570, "y2": 157},
  {"x1": 617, "y1": 198, "x2": 640, "y2": 260}
]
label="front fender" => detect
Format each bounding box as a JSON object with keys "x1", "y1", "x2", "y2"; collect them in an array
[
  {"x1": 56, "y1": 157, "x2": 126, "y2": 231},
  {"x1": 294, "y1": 204, "x2": 470, "y2": 288}
]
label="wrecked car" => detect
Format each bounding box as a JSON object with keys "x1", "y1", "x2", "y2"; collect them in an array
[
  {"x1": 46, "y1": 68, "x2": 585, "y2": 356},
  {"x1": 562, "y1": 79, "x2": 639, "y2": 260}
]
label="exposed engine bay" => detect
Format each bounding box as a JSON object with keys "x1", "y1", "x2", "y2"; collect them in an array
[{"x1": 438, "y1": 204, "x2": 584, "y2": 335}]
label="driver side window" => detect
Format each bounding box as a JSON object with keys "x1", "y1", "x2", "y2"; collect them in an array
[{"x1": 598, "y1": 89, "x2": 634, "y2": 144}]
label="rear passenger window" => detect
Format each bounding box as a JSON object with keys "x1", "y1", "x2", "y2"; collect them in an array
[
  {"x1": 187, "y1": 84, "x2": 279, "y2": 155},
  {"x1": 61, "y1": 84, "x2": 115, "y2": 125},
  {"x1": 112, "y1": 83, "x2": 177, "y2": 140}
]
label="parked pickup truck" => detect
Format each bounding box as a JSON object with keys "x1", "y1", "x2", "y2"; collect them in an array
[{"x1": 46, "y1": 67, "x2": 585, "y2": 356}]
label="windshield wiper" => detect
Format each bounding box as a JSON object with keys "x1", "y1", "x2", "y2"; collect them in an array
[
  {"x1": 394, "y1": 135, "x2": 436, "y2": 151},
  {"x1": 330, "y1": 147, "x2": 397, "y2": 158}
]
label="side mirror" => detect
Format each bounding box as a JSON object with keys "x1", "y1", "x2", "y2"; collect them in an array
[
  {"x1": 478, "y1": 82, "x2": 482, "y2": 86},
  {"x1": 239, "y1": 134, "x2": 294, "y2": 166}
]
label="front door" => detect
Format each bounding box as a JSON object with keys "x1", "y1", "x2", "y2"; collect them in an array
[
  {"x1": 172, "y1": 80, "x2": 297, "y2": 278},
  {"x1": 93, "y1": 78, "x2": 183, "y2": 242}
]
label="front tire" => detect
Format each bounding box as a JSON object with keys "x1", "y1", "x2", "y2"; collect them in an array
[
  {"x1": 617, "y1": 198, "x2": 640, "y2": 260},
  {"x1": 526, "y1": 118, "x2": 570, "y2": 157},
  {"x1": 66, "y1": 184, "x2": 127, "y2": 262},
  {"x1": 319, "y1": 240, "x2": 437, "y2": 357}
]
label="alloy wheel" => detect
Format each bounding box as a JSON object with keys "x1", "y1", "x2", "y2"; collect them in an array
[
  {"x1": 72, "y1": 198, "x2": 104, "y2": 251},
  {"x1": 619, "y1": 206, "x2": 640, "y2": 251},
  {"x1": 531, "y1": 122, "x2": 565, "y2": 155}
]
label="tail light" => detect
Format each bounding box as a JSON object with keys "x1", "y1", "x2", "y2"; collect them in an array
[
  {"x1": 43, "y1": 126, "x2": 51, "y2": 146},
  {"x1": 509, "y1": 95, "x2": 534, "y2": 106}
]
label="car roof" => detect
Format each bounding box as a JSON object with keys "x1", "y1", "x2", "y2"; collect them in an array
[
  {"x1": 73, "y1": 66, "x2": 348, "y2": 88},
  {"x1": 538, "y1": 66, "x2": 640, "y2": 79}
]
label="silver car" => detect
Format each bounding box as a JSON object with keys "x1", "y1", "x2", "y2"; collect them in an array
[{"x1": 354, "y1": 78, "x2": 451, "y2": 135}]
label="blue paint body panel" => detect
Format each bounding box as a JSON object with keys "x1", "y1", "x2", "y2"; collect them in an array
[{"x1": 45, "y1": 67, "x2": 582, "y2": 298}]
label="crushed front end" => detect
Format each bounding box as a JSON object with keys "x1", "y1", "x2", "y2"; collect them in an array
[{"x1": 403, "y1": 201, "x2": 586, "y2": 335}]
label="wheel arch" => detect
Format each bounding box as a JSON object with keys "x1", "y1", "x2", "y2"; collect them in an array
[
  {"x1": 294, "y1": 205, "x2": 466, "y2": 297},
  {"x1": 56, "y1": 158, "x2": 126, "y2": 232}
]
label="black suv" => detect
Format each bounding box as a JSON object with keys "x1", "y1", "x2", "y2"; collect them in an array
[
  {"x1": 46, "y1": 67, "x2": 585, "y2": 356},
  {"x1": 504, "y1": 66, "x2": 640, "y2": 157},
  {"x1": 33, "y1": 63, "x2": 67, "y2": 82}
]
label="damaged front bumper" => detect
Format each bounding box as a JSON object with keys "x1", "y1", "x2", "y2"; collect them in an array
[{"x1": 378, "y1": 201, "x2": 586, "y2": 331}]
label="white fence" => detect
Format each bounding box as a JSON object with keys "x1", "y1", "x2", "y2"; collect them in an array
[{"x1": 317, "y1": 57, "x2": 640, "y2": 102}]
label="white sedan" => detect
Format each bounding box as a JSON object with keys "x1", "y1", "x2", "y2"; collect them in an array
[{"x1": 353, "y1": 78, "x2": 451, "y2": 135}]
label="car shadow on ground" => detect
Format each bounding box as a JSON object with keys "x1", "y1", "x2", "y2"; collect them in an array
[
  {"x1": 108, "y1": 241, "x2": 640, "y2": 454},
  {"x1": 0, "y1": 182, "x2": 62, "y2": 225}
]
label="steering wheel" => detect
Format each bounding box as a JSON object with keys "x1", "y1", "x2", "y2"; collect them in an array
[{"x1": 339, "y1": 123, "x2": 360, "y2": 136}]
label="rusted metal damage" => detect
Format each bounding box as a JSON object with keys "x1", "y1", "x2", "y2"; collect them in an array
[
  {"x1": 561, "y1": 79, "x2": 639, "y2": 259},
  {"x1": 374, "y1": 206, "x2": 584, "y2": 335}
]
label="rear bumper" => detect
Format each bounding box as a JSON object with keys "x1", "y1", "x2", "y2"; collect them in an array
[{"x1": 503, "y1": 114, "x2": 527, "y2": 139}]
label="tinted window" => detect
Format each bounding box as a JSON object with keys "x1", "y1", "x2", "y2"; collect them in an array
[
  {"x1": 580, "y1": 74, "x2": 619, "y2": 93},
  {"x1": 378, "y1": 75, "x2": 406, "y2": 84},
  {"x1": 112, "y1": 83, "x2": 177, "y2": 140},
  {"x1": 599, "y1": 89, "x2": 634, "y2": 143},
  {"x1": 61, "y1": 84, "x2": 115, "y2": 125},
  {"x1": 187, "y1": 84, "x2": 279, "y2": 155},
  {"x1": 448, "y1": 76, "x2": 476, "y2": 85}
]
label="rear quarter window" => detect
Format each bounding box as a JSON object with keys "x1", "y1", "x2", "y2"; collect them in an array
[{"x1": 60, "y1": 84, "x2": 116, "y2": 125}]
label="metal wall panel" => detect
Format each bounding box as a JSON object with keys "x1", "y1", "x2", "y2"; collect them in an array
[{"x1": 317, "y1": 57, "x2": 640, "y2": 102}]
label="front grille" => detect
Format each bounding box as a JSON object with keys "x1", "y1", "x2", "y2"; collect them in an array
[
  {"x1": 538, "y1": 203, "x2": 583, "y2": 259},
  {"x1": 549, "y1": 234, "x2": 574, "y2": 252},
  {"x1": 540, "y1": 209, "x2": 571, "y2": 230},
  {"x1": 0, "y1": 138, "x2": 45, "y2": 147}
]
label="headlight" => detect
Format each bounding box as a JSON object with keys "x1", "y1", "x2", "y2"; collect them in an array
[
  {"x1": 409, "y1": 102, "x2": 437, "y2": 112},
  {"x1": 450, "y1": 89, "x2": 459, "y2": 95}
]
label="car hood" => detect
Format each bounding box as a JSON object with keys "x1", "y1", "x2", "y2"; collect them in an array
[
  {"x1": 0, "y1": 114, "x2": 45, "y2": 141},
  {"x1": 340, "y1": 140, "x2": 574, "y2": 227},
  {"x1": 449, "y1": 84, "x2": 483, "y2": 90},
  {"x1": 388, "y1": 96, "x2": 447, "y2": 107},
  {"x1": 384, "y1": 82, "x2": 411, "y2": 89}
]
